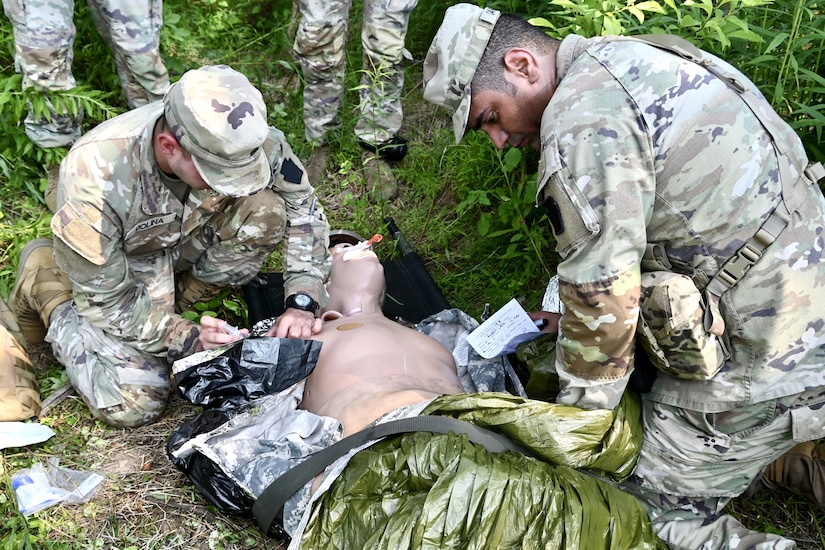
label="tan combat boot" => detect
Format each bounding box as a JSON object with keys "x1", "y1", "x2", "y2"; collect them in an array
[
  {"x1": 8, "y1": 239, "x2": 73, "y2": 345},
  {"x1": 305, "y1": 144, "x2": 330, "y2": 187},
  {"x1": 762, "y1": 440, "x2": 825, "y2": 507},
  {"x1": 0, "y1": 298, "x2": 41, "y2": 421},
  {"x1": 361, "y1": 149, "x2": 398, "y2": 201},
  {"x1": 44, "y1": 164, "x2": 59, "y2": 213}
]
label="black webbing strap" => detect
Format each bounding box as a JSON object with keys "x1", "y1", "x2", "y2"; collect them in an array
[{"x1": 251, "y1": 415, "x2": 531, "y2": 535}]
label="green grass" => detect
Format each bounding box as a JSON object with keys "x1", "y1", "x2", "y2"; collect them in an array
[{"x1": 1, "y1": 0, "x2": 824, "y2": 548}]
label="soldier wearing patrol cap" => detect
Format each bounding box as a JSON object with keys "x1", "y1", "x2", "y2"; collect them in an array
[
  {"x1": 424, "y1": 4, "x2": 825, "y2": 549},
  {"x1": 9, "y1": 65, "x2": 331, "y2": 428}
]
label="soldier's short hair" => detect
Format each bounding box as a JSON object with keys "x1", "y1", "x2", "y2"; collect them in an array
[{"x1": 473, "y1": 15, "x2": 558, "y2": 97}]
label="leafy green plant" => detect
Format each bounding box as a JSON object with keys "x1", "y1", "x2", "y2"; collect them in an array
[
  {"x1": 455, "y1": 146, "x2": 553, "y2": 287},
  {"x1": 743, "y1": 1, "x2": 825, "y2": 163},
  {"x1": 0, "y1": 80, "x2": 122, "y2": 200},
  {"x1": 179, "y1": 290, "x2": 249, "y2": 328}
]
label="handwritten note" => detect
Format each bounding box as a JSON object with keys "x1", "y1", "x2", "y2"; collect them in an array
[{"x1": 467, "y1": 298, "x2": 542, "y2": 359}]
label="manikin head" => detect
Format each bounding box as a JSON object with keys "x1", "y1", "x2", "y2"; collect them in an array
[{"x1": 322, "y1": 243, "x2": 386, "y2": 319}]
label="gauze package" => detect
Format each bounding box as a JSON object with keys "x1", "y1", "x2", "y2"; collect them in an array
[{"x1": 12, "y1": 457, "x2": 105, "y2": 516}]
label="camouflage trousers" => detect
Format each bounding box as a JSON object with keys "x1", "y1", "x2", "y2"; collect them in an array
[
  {"x1": 620, "y1": 389, "x2": 825, "y2": 549},
  {"x1": 176, "y1": 188, "x2": 288, "y2": 288},
  {"x1": 47, "y1": 301, "x2": 172, "y2": 428},
  {"x1": 43, "y1": 190, "x2": 288, "y2": 428},
  {"x1": 2, "y1": 0, "x2": 169, "y2": 147},
  {"x1": 293, "y1": 0, "x2": 418, "y2": 146}
]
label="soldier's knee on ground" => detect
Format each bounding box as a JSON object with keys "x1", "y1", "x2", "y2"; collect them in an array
[
  {"x1": 219, "y1": 189, "x2": 286, "y2": 251},
  {"x1": 88, "y1": 383, "x2": 171, "y2": 428},
  {"x1": 763, "y1": 440, "x2": 825, "y2": 508}
]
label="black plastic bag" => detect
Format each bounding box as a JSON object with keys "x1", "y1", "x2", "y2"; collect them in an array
[
  {"x1": 167, "y1": 408, "x2": 257, "y2": 515},
  {"x1": 174, "y1": 337, "x2": 322, "y2": 409},
  {"x1": 168, "y1": 336, "x2": 322, "y2": 526}
]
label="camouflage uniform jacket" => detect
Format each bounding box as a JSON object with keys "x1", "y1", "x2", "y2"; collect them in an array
[
  {"x1": 51, "y1": 103, "x2": 330, "y2": 360},
  {"x1": 538, "y1": 35, "x2": 825, "y2": 412}
]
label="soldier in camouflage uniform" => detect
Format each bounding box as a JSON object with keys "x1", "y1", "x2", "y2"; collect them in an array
[
  {"x1": 423, "y1": 4, "x2": 825, "y2": 549},
  {"x1": 9, "y1": 65, "x2": 332, "y2": 428},
  {"x1": 2, "y1": 0, "x2": 170, "y2": 148},
  {"x1": 293, "y1": 0, "x2": 417, "y2": 200}
]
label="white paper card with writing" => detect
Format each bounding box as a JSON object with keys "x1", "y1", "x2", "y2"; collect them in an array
[{"x1": 467, "y1": 298, "x2": 541, "y2": 359}]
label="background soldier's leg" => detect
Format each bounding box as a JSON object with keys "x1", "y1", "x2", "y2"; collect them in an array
[
  {"x1": 47, "y1": 302, "x2": 171, "y2": 428},
  {"x1": 293, "y1": 0, "x2": 350, "y2": 145},
  {"x1": 85, "y1": 0, "x2": 169, "y2": 107},
  {"x1": 355, "y1": 0, "x2": 418, "y2": 147},
  {"x1": 355, "y1": 0, "x2": 417, "y2": 200},
  {"x1": 2, "y1": 0, "x2": 81, "y2": 147}
]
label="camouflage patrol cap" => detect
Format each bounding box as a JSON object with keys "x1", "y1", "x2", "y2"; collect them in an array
[
  {"x1": 423, "y1": 4, "x2": 500, "y2": 144},
  {"x1": 164, "y1": 65, "x2": 270, "y2": 197}
]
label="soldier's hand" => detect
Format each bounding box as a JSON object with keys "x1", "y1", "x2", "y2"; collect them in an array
[
  {"x1": 529, "y1": 311, "x2": 561, "y2": 333},
  {"x1": 196, "y1": 315, "x2": 248, "y2": 351},
  {"x1": 267, "y1": 308, "x2": 322, "y2": 339}
]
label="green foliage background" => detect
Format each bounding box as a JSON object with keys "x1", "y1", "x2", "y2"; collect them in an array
[{"x1": 0, "y1": 0, "x2": 823, "y2": 315}]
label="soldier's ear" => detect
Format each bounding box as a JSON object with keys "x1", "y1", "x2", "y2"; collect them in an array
[
  {"x1": 155, "y1": 130, "x2": 182, "y2": 159},
  {"x1": 503, "y1": 48, "x2": 541, "y2": 84}
]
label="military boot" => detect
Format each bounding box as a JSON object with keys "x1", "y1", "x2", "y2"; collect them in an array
[
  {"x1": 0, "y1": 298, "x2": 41, "y2": 421},
  {"x1": 762, "y1": 440, "x2": 825, "y2": 507},
  {"x1": 305, "y1": 144, "x2": 330, "y2": 187},
  {"x1": 44, "y1": 164, "x2": 60, "y2": 213},
  {"x1": 8, "y1": 239, "x2": 73, "y2": 345},
  {"x1": 175, "y1": 271, "x2": 226, "y2": 313},
  {"x1": 361, "y1": 149, "x2": 398, "y2": 201}
]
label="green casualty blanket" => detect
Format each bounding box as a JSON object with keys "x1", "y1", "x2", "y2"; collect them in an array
[{"x1": 297, "y1": 392, "x2": 667, "y2": 549}]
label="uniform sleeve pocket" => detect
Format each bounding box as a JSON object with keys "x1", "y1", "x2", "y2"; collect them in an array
[
  {"x1": 535, "y1": 133, "x2": 600, "y2": 258},
  {"x1": 791, "y1": 405, "x2": 825, "y2": 443}
]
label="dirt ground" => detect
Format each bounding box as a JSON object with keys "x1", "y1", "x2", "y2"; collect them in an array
[{"x1": 18, "y1": 343, "x2": 277, "y2": 550}]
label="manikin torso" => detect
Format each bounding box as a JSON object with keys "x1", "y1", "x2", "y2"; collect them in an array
[{"x1": 299, "y1": 244, "x2": 464, "y2": 438}]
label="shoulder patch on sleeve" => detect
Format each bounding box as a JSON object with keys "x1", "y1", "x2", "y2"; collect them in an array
[
  {"x1": 51, "y1": 203, "x2": 114, "y2": 266},
  {"x1": 280, "y1": 157, "x2": 303, "y2": 185}
]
